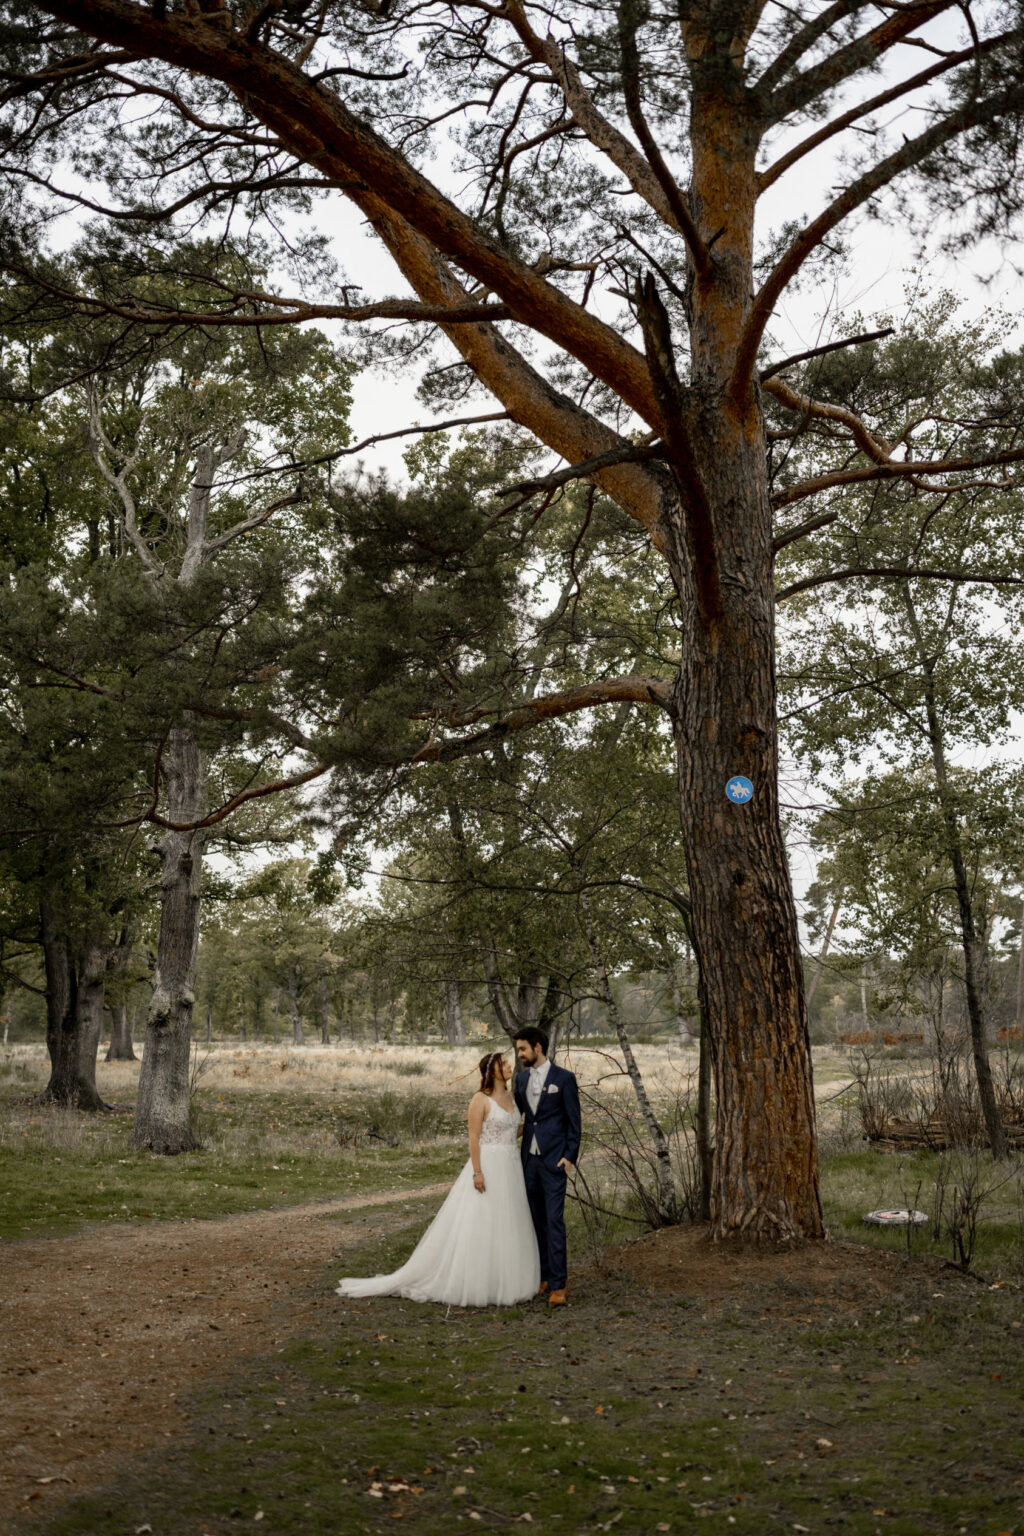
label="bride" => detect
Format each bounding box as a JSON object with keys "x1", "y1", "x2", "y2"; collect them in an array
[{"x1": 337, "y1": 1050, "x2": 541, "y2": 1307}]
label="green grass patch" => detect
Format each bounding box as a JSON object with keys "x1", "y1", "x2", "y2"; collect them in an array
[
  {"x1": 0, "y1": 1089, "x2": 465, "y2": 1241},
  {"x1": 822, "y1": 1147, "x2": 1024, "y2": 1279}
]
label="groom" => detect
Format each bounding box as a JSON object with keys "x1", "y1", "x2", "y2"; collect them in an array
[{"x1": 514, "y1": 1027, "x2": 582, "y2": 1307}]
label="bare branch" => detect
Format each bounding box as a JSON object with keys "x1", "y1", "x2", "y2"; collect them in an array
[
  {"x1": 738, "y1": 76, "x2": 1024, "y2": 390},
  {"x1": 118, "y1": 760, "x2": 332, "y2": 832},
  {"x1": 759, "y1": 328, "x2": 894, "y2": 382},
  {"x1": 4, "y1": 259, "x2": 514, "y2": 327},
  {"x1": 499, "y1": 436, "x2": 663, "y2": 502},
  {"x1": 616, "y1": 0, "x2": 711, "y2": 277},
  {"x1": 763, "y1": 0, "x2": 957, "y2": 125},
  {"x1": 772, "y1": 508, "x2": 841, "y2": 553},
  {"x1": 86, "y1": 384, "x2": 165, "y2": 581},
  {"x1": 764, "y1": 373, "x2": 894, "y2": 462},
  {"x1": 758, "y1": 34, "x2": 1009, "y2": 191},
  {"x1": 501, "y1": 0, "x2": 706, "y2": 260}
]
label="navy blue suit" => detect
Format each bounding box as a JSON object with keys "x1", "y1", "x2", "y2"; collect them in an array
[{"x1": 514, "y1": 1062, "x2": 581, "y2": 1291}]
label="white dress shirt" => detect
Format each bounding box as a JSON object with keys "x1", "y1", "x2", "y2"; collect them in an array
[{"x1": 526, "y1": 1058, "x2": 551, "y2": 1153}]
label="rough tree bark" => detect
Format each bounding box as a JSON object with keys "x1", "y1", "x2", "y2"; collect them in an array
[{"x1": 131, "y1": 722, "x2": 206, "y2": 1153}]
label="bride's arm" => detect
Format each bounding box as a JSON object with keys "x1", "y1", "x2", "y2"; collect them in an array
[{"x1": 467, "y1": 1093, "x2": 487, "y2": 1193}]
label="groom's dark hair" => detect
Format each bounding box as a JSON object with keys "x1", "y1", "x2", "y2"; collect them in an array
[{"x1": 514, "y1": 1026, "x2": 549, "y2": 1055}]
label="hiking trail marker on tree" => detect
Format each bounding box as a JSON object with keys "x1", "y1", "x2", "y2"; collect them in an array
[{"x1": 725, "y1": 776, "x2": 754, "y2": 804}]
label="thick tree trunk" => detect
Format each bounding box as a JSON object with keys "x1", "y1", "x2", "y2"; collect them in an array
[
  {"x1": 106, "y1": 1002, "x2": 136, "y2": 1061},
  {"x1": 696, "y1": 1021, "x2": 713, "y2": 1223},
  {"x1": 443, "y1": 977, "x2": 465, "y2": 1045},
  {"x1": 482, "y1": 946, "x2": 521, "y2": 1040},
  {"x1": 39, "y1": 892, "x2": 79, "y2": 1105},
  {"x1": 131, "y1": 723, "x2": 206, "y2": 1154},
  {"x1": 270, "y1": 988, "x2": 280, "y2": 1045},
  {"x1": 668, "y1": 435, "x2": 822, "y2": 1240}
]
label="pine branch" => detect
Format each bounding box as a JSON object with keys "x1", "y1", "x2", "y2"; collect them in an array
[
  {"x1": 411, "y1": 675, "x2": 674, "y2": 764},
  {"x1": 776, "y1": 566, "x2": 1024, "y2": 602},
  {"x1": 774, "y1": 444, "x2": 1024, "y2": 509}
]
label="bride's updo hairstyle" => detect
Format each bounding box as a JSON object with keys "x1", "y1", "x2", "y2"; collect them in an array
[{"x1": 478, "y1": 1051, "x2": 505, "y2": 1096}]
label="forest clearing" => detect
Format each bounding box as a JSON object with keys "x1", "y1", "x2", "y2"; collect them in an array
[{"x1": 2, "y1": 1041, "x2": 1022, "y2": 1535}]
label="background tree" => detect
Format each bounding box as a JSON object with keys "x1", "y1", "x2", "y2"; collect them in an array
[{"x1": 779, "y1": 309, "x2": 1024, "y2": 1156}]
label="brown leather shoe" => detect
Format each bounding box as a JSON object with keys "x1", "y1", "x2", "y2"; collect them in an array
[
  {"x1": 548, "y1": 1288, "x2": 567, "y2": 1307},
  {"x1": 536, "y1": 1282, "x2": 550, "y2": 1297}
]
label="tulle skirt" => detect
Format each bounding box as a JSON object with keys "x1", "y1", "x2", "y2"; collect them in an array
[{"x1": 337, "y1": 1144, "x2": 540, "y2": 1307}]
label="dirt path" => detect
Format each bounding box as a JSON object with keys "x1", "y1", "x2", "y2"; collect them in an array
[{"x1": 1, "y1": 1185, "x2": 448, "y2": 1532}]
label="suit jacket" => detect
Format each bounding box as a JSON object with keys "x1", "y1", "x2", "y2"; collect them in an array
[{"x1": 514, "y1": 1062, "x2": 582, "y2": 1168}]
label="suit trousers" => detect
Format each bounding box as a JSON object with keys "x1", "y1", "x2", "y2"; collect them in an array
[{"x1": 523, "y1": 1154, "x2": 568, "y2": 1290}]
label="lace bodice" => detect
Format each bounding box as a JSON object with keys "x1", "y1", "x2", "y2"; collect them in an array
[{"x1": 479, "y1": 1100, "x2": 519, "y2": 1146}]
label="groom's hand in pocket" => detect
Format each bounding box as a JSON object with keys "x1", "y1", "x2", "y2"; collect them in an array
[{"x1": 556, "y1": 1158, "x2": 573, "y2": 1174}]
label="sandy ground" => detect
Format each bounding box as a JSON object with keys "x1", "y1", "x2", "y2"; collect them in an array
[{"x1": 0, "y1": 1184, "x2": 449, "y2": 1532}]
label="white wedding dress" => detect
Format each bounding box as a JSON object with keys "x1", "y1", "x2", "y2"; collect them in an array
[{"x1": 337, "y1": 1100, "x2": 541, "y2": 1307}]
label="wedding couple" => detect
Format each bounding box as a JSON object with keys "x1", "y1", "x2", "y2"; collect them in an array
[{"x1": 337, "y1": 1028, "x2": 582, "y2": 1308}]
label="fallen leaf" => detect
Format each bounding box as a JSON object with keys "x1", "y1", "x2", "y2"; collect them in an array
[
  {"x1": 36, "y1": 1476, "x2": 73, "y2": 1486},
  {"x1": 254, "y1": 1512, "x2": 264, "y2": 1523}
]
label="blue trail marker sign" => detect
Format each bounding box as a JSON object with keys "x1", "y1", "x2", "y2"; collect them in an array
[{"x1": 725, "y1": 776, "x2": 754, "y2": 804}]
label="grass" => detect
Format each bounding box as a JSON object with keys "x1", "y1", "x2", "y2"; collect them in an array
[
  {"x1": 34, "y1": 1216, "x2": 1024, "y2": 1536},
  {"x1": 823, "y1": 1147, "x2": 1024, "y2": 1279},
  {"x1": 0, "y1": 1085, "x2": 466, "y2": 1242}
]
